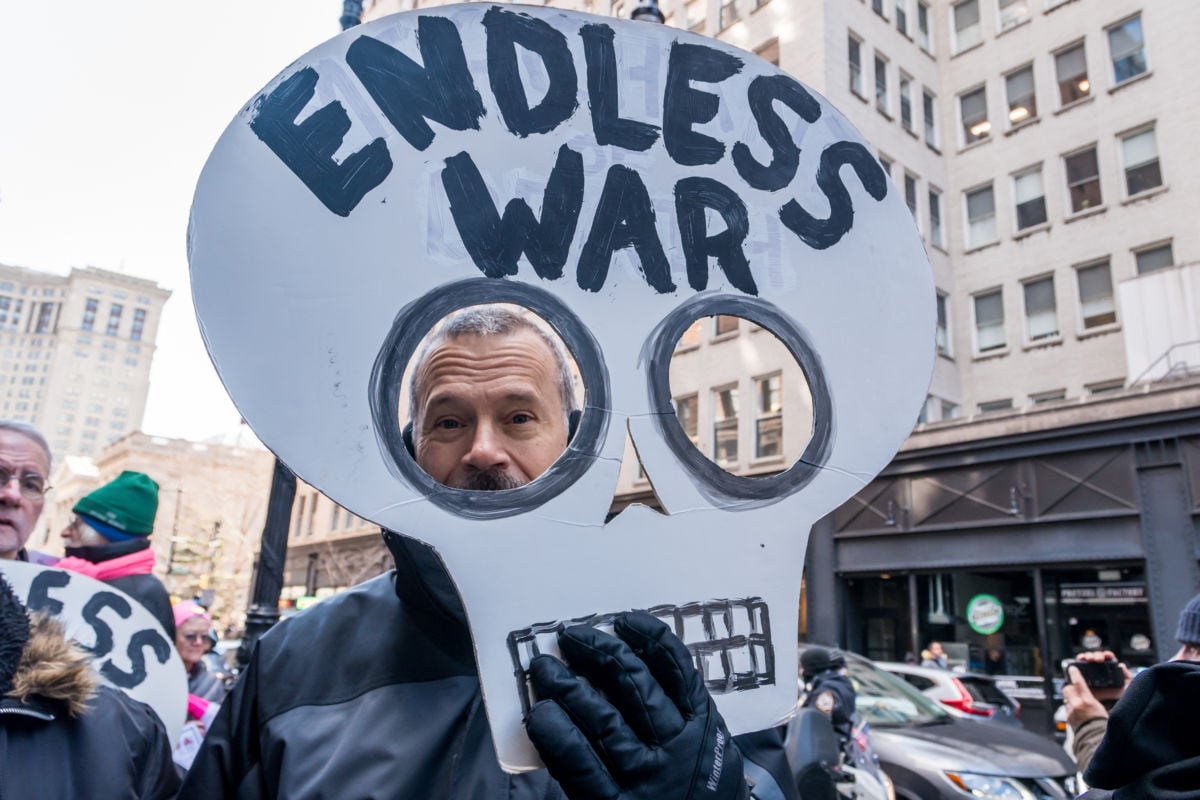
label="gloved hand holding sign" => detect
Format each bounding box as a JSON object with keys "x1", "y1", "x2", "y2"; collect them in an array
[{"x1": 527, "y1": 611, "x2": 748, "y2": 800}]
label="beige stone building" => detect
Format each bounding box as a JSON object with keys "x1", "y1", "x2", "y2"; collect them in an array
[
  {"x1": 0, "y1": 264, "x2": 171, "y2": 460},
  {"x1": 277, "y1": 1, "x2": 1200, "y2": 722},
  {"x1": 32, "y1": 431, "x2": 276, "y2": 629}
]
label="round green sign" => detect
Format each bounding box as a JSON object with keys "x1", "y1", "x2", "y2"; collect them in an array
[{"x1": 966, "y1": 594, "x2": 1005, "y2": 635}]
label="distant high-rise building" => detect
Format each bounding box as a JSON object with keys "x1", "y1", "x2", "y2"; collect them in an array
[{"x1": 0, "y1": 264, "x2": 171, "y2": 459}]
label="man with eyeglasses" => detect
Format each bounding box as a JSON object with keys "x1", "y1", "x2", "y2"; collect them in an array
[{"x1": 0, "y1": 420, "x2": 53, "y2": 562}]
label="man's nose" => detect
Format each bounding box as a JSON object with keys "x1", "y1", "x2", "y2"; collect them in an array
[
  {"x1": 462, "y1": 422, "x2": 509, "y2": 470},
  {"x1": 0, "y1": 476, "x2": 23, "y2": 505}
]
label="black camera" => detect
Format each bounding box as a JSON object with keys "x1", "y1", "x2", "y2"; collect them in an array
[{"x1": 1064, "y1": 659, "x2": 1125, "y2": 689}]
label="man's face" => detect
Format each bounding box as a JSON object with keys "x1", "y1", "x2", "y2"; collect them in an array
[
  {"x1": 0, "y1": 430, "x2": 50, "y2": 559},
  {"x1": 930, "y1": 642, "x2": 944, "y2": 657},
  {"x1": 414, "y1": 330, "x2": 569, "y2": 490},
  {"x1": 61, "y1": 516, "x2": 107, "y2": 549}
]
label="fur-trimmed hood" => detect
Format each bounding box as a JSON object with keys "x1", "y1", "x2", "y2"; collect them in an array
[
  {"x1": 0, "y1": 572, "x2": 97, "y2": 719},
  {"x1": 5, "y1": 613, "x2": 98, "y2": 718}
]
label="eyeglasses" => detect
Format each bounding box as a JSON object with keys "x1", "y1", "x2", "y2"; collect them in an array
[
  {"x1": 180, "y1": 633, "x2": 209, "y2": 643},
  {"x1": 0, "y1": 466, "x2": 49, "y2": 501}
]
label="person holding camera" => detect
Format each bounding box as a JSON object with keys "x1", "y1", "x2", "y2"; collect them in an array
[{"x1": 1063, "y1": 593, "x2": 1200, "y2": 796}]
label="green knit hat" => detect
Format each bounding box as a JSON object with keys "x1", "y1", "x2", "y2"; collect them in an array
[{"x1": 72, "y1": 471, "x2": 159, "y2": 536}]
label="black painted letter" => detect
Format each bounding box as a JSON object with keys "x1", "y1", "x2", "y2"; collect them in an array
[
  {"x1": 675, "y1": 177, "x2": 756, "y2": 295},
  {"x1": 577, "y1": 165, "x2": 673, "y2": 293},
  {"x1": 483, "y1": 7, "x2": 578, "y2": 137},
  {"x1": 663, "y1": 43, "x2": 743, "y2": 167},
  {"x1": 581, "y1": 24, "x2": 659, "y2": 151},
  {"x1": 346, "y1": 17, "x2": 486, "y2": 150},
  {"x1": 81, "y1": 591, "x2": 132, "y2": 660},
  {"x1": 443, "y1": 145, "x2": 584, "y2": 280},
  {"x1": 779, "y1": 141, "x2": 887, "y2": 249},
  {"x1": 26, "y1": 570, "x2": 69, "y2": 616},
  {"x1": 249, "y1": 67, "x2": 392, "y2": 217},
  {"x1": 732, "y1": 74, "x2": 822, "y2": 192},
  {"x1": 101, "y1": 629, "x2": 171, "y2": 690}
]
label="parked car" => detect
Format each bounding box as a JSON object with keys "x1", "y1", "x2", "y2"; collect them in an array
[
  {"x1": 877, "y1": 662, "x2": 1023, "y2": 727},
  {"x1": 799, "y1": 646, "x2": 1078, "y2": 800}
]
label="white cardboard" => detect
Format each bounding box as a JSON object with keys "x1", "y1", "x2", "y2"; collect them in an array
[
  {"x1": 1, "y1": 561, "x2": 188, "y2": 747},
  {"x1": 189, "y1": 4, "x2": 934, "y2": 771}
]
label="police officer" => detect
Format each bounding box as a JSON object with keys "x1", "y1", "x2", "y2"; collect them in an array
[{"x1": 801, "y1": 646, "x2": 857, "y2": 752}]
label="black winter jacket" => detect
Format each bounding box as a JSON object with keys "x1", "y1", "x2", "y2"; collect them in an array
[
  {"x1": 64, "y1": 538, "x2": 176, "y2": 639},
  {"x1": 0, "y1": 611, "x2": 181, "y2": 800},
  {"x1": 180, "y1": 531, "x2": 800, "y2": 800}
]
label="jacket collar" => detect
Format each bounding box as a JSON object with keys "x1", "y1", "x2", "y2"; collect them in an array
[
  {"x1": 383, "y1": 530, "x2": 473, "y2": 659},
  {"x1": 64, "y1": 536, "x2": 150, "y2": 563}
]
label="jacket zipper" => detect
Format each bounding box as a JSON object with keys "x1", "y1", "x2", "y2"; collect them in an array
[{"x1": 0, "y1": 706, "x2": 55, "y2": 721}]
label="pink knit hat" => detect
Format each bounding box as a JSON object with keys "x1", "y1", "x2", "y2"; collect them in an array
[{"x1": 172, "y1": 600, "x2": 211, "y2": 630}]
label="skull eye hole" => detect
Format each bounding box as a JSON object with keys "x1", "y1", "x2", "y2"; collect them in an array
[
  {"x1": 397, "y1": 303, "x2": 584, "y2": 491},
  {"x1": 665, "y1": 315, "x2": 814, "y2": 479},
  {"x1": 370, "y1": 279, "x2": 611, "y2": 520}
]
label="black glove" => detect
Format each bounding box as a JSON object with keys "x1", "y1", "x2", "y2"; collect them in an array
[{"x1": 526, "y1": 611, "x2": 748, "y2": 800}]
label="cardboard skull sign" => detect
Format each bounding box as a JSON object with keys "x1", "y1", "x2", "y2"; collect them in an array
[{"x1": 190, "y1": 3, "x2": 933, "y2": 770}]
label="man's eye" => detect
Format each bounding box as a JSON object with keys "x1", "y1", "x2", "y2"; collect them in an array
[
  {"x1": 511, "y1": 413, "x2": 533, "y2": 424},
  {"x1": 21, "y1": 477, "x2": 45, "y2": 494},
  {"x1": 434, "y1": 419, "x2": 463, "y2": 430}
]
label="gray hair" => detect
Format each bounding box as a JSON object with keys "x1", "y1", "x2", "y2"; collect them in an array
[
  {"x1": 0, "y1": 420, "x2": 52, "y2": 473},
  {"x1": 408, "y1": 307, "x2": 578, "y2": 436}
]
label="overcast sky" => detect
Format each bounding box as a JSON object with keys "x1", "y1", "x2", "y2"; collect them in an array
[{"x1": 0, "y1": 0, "x2": 343, "y2": 441}]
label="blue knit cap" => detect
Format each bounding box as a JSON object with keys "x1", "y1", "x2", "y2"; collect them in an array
[{"x1": 1176, "y1": 593, "x2": 1200, "y2": 647}]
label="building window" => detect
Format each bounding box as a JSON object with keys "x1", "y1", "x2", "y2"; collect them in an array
[
  {"x1": 1023, "y1": 276, "x2": 1059, "y2": 342},
  {"x1": 81, "y1": 298, "x2": 98, "y2": 332},
  {"x1": 719, "y1": 0, "x2": 739, "y2": 30},
  {"x1": 935, "y1": 292, "x2": 950, "y2": 356},
  {"x1": 1107, "y1": 15, "x2": 1147, "y2": 84},
  {"x1": 34, "y1": 303, "x2": 54, "y2": 334},
  {"x1": 1055, "y1": 43, "x2": 1090, "y2": 105},
  {"x1": 105, "y1": 304, "x2": 123, "y2": 337},
  {"x1": 1013, "y1": 167, "x2": 1047, "y2": 230},
  {"x1": 952, "y1": 0, "x2": 981, "y2": 53},
  {"x1": 904, "y1": 173, "x2": 918, "y2": 218},
  {"x1": 878, "y1": 154, "x2": 893, "y2": 178},
  {"x1": 130, "y1": 308, "x2": 146, "y2": 342},
  {"x1": 974, "y1": 290, "x2": 1006, "y2": 353},
  {"x1": 1135, "y1": 242, "x2": 1174, "y2": 275},
  {"x1": 676, "y1": 394, "x2": 699, "y2": 446},
  {"x1": 917, "y1": 2, "x2": 932, "y2": 51},
  {"x1": 998, "y1": 0, "x2": 1029, "y2": 32},
  {"x1": 872, "y1": 0, "x2": 885, "y2": 17},
  {"x1": 1076, "y1": 261, "x2": 1116, "y2": 328},
  {"x1": 874, "y1": 53, "x2": 889, "y2": 115},
  {"x1": 978, "y1": 398, "x2": 1014, "y2": 414},
  {"x1": 965, "y1": 184, "x2": 997, "y2": 248},
  {"x1": 848, "y1": 35, "x2": 864, "y2": 97},
  {"x1": 1005, "y1": 65, "x2": 1037, "y2": 126},
  {"x1": 713, "y1": 385, "x2": 739, "y2": 466},
  {"x1": 960, "y1": 86, "x2": 990, "y2": 145},
  {"x1": 899, "y1": 74, "x2": 914, "y2": 131},
  {"x1": 754, "y1": 374, "x2": 782, "y2": 459},
  {"x1": 1065, "y1": 146, "x2": 1102, "y2": 213},
  {"x1": 755, "y1": 38, "x2": 780, "y2": 67},
  {"x1": 923, "y1": 89, "x2": 938, "y2": 147},
  {"x1": 941, "y1": 399, "x2": 960, "y2": 420},
  {"x1": 1031, "y1": 389, "x2": 1067, "y2": 405},
  {"x1": 895, "y1": 0, "x2": 907, "y2": 35},
  {"x1": 677, "y1": 320, "x2": 702, "y2": 349},
  {"x1": 928, "y1": 187, "x2": 944, "y2": 248},
  {"x1": 715, "y1": 315, "x2": 739, "y2": 336},
  {"x1": 1087, "y1": 379, "x2": 1124, "y2": 396},
  {"x1": 1120, "y1": 127, "x2": 1162, "y2": 197}
]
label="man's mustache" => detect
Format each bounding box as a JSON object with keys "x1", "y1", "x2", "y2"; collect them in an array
[{"x1": 453, "y1": 468, "x2": 524, "y2": 491}]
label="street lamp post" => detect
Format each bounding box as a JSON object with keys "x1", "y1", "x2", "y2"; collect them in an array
[{"x1": 236, "y1": 458, "x2": 297, "y2": 669}]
